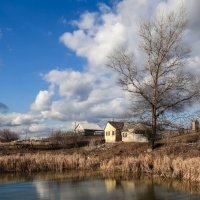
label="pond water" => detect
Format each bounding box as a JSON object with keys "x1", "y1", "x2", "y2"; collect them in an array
[{"x1": 0, "y1": 172, "x2": 200, "y2": 200}]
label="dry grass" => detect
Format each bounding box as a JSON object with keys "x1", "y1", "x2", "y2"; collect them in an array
[
  {"x1": 0, "y1": 133, "x2": 199, "y2": 182},
  {"x1": 0, "y1": 151, "x2": 199, "y2": 182},
  {"x1": 100, "y1": 155, "x2": 200, "y2": 181},
  {"x1": 159, "y1": 132, "x2": 200, "y2": 144},
  {"x1": 0, "y1": 153, "x2": 100, "y2": 173}
]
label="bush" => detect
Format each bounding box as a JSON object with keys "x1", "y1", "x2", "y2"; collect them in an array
[
  {"x1": 50, "y1": 130, "x2": 79, "y2": 147},
  {"x1": 88, "y1": 139, "x2": 105, "y2": 147},
  {"x1": 0, "y1": 129, "x2": 19, "y2": 142}
]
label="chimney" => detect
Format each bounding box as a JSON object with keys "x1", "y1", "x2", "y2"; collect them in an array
[{"x1": 192, "y1": 120, "x2": 199, "y2": 132}]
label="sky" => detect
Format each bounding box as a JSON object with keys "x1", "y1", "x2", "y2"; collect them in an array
[{"x1": 0, "y1": 0, "x2": 200, "y2": 137}]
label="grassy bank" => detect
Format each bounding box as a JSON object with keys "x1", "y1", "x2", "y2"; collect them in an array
[
  {"x1": 0, "y1": 133, "x2": 199, "y2": 182},
  {"x1": 0, "y1": 151, "x2": 200, "y2": 182}
]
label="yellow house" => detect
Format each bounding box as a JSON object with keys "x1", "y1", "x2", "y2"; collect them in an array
[{"x1": 104, "y1": 121, "x2": 124, "y2": 142}]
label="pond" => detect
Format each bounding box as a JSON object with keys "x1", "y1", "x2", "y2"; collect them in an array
[{"x1": 0, "y1": 172, "x2": 200, "y2": 200}]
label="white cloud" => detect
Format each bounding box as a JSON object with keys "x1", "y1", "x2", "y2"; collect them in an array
[
  {"x1": 44, "y1": 69, "x2": 93, "y2": 100},
  {"x1": 29, "y1": 124, "x2": 48, "y2": 133},
  {"x1": 60, "y1": 10, "x2": 126, "y2": 68},
  {"x1": 73, "y1": 12, "x2": 97, "y2": 30},
  {"x1": 0, "y1": 113, "x2": 39, "y2": 126},
  {"x1": 41, "y1": 69, "x2": 129, "y2": 121},
  {"x1": 30, "y1": 85, "x2": 54, "y2": 112}
]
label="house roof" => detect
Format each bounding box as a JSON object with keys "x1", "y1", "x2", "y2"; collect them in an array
[
  {"x1": 78, "y1": 123, "x2": 103, "y2": 131},
  {"x1": 122, "y1": 123, "x2": 150, "y2": 132},
  {"x1": 108, "y1": 121, "x2": 124, "y2": 130}
]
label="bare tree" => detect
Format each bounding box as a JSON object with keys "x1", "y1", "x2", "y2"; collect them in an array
[
  {"x1": 0, "y1": 129, "x2": 19, "y2": 142},
  {"x1": 50, "y1": 130, "x2": 79, "y2": 146},
  {"x1": 107, "y1": 9, "x2": 200, "y2": 148}
]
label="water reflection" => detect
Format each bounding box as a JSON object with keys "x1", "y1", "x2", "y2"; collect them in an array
[
  {"x1": 33, "y1": 180, "x2": 107, "y2": 200},
  {"x1": 32, "y1": 178, "x2": 200, "y2": 200},
  {"x1": 104, "y1": 179, "x2": 157, "y2": 200},
  {"x1": 105, "y1": 179, "x2": 137, "y2": 193},
  {"x1": 0, "y1": 173, "x2": 200, "y2": 200}
]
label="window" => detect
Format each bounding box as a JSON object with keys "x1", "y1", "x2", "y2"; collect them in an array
[
  {"x1": 123, "y1": 132, "x2": 127, "y2": 137},
  {"x1": 108, "y1": 131, "x2": 110, "y2": 136},
  {"x1": 112, "y1": 131, "x2": 115, "y2": 135}
]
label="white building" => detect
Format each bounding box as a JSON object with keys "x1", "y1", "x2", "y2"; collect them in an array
[
  {"x1": 122, "y1": 123, "x2": 150, "y2": 143},
  {"x1": 75, "y1": 123, "x2": 103, "y2": 136}
]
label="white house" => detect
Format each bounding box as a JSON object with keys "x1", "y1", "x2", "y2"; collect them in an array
[
  {"x1": 75, "y1": 123, "x2": 103, "y2": 136},
  {"x1": 122, "y1": 123, "x2": 150, "y2": 143}
]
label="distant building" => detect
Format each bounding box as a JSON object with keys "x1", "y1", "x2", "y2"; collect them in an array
[
  {"x1": 122, "y1": 123, "x2": 150, "y2": 143},
  {"x1": 104, "y1": 121, "x2": 124, "y2": 142},
  {"x1": 192, "y1": 120, "x2": 199, "y2": 132},
  {"x1": 75, "y1": 123, "x2": 103, "y2": 136}
]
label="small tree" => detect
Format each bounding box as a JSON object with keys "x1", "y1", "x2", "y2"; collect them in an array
[
  {"x1": 50, "y1": 130, "x2": 79, "y2": 146},
  {"x1": 0, "y1": 129, "x2": 19, "y2": 142},
  {"x1": 107, "y1": 8, "x2": 200, "y2": 148}
]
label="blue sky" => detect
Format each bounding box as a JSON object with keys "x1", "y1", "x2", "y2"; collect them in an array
[
  {"x1": 0, "y1": 0, "x2": 199, "y2": 136},
  {"x1": 0, "y1": 0, "x2": 112, "y2": 112}
]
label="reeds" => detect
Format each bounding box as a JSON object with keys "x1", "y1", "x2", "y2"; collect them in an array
[
  {"x1": 0, "y1": 153, "x2": 99, "y2": 173},
  {"x1": 0, "y1": 152, "x2": 199, "y2": 182}
]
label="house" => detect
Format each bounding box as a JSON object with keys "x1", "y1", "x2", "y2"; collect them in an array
[
  {"x1": 104, "y1": 121, "x2": 124, "y2": 142},
  {"x1": 74, "y1": 123, "x2": 103, "y2": 136},
  {"x1": 121, "y1": 123, "x2": 150, "y2": 143}
]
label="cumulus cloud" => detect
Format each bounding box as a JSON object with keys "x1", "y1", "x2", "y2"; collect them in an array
[
  {"x1": 44, "y1": 69, "x2": 93, "y2": 101},
  {"x1": 30, "y1": 85, "x2": 54, "y2": 112},
  {"x1": 0, "y1": 113, "x2": 39, "y2": 126},
  {"x1": 1, "y1": 0, "x2": 200, "y2": 136},
  {"x1": 60, "y1": 9, "x2": 126, "y2": 68},
  {"x1": 54, "y1": 0, "x2": 200, "y2": 124},
  {"x1": 41, "y1": 69, "x2": 129, "y2": 121},
  {"x1": 60, "y1": 0, "x2": 200, "y2": 71}
]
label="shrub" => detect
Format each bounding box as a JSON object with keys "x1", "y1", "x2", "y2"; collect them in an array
[
  {"x1": 50, "y1": 130, "x2": 79, "y2": 147},
  {"x1": 0, "y1": 129, "x2": 19, "y2": 142}
]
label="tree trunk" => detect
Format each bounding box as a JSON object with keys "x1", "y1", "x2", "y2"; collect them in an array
[{"x1": 150, "y1": 107, "x2": 157, "y2": 149}]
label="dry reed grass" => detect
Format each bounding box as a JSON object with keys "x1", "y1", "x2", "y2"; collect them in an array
[{"x1": 0, "y1": 152, "x2": 199, "y2": 182}]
